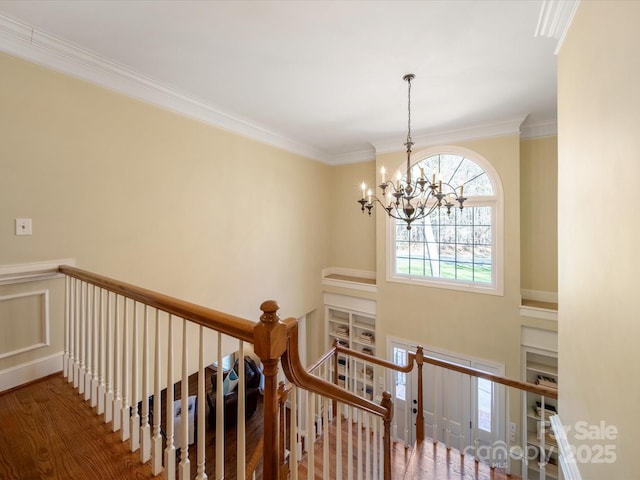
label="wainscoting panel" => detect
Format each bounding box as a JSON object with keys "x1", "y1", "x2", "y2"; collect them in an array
[{"x1": 0, "y1": 289, "x2": 50, "y2": 359}]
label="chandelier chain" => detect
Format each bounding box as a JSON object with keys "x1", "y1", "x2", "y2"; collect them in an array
[{"x1": 407, "y1": 76, "x2": 412, "y2": 144}]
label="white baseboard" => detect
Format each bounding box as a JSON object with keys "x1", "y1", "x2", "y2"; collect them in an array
[{"x1": 0, "y1": 351, "x2": 63, "y2": 392}]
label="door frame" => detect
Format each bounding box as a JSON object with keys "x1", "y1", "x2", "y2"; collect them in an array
[{"x1": 387, "y1": 337, "x2": 506, "y2": 454}]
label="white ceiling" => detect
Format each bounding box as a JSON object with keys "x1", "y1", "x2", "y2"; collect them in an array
[{"x1": 0, "y1": 1, "x2": 562, "y2": 164}]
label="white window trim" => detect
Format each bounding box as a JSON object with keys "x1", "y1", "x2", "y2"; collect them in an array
[{"x1": 385, "y1": 145, "x2": 504, "y2": 296}]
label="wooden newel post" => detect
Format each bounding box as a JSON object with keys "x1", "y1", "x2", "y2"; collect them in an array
[
  {"x1": 415, "y1": 345, "x2": 425, "y2": 442},
  {"x1": 254, "y1": 300, "x2": 288, "y2": 480},
  {"x1": 381, "y1": 391, "x2": 394, "y2": 480}
]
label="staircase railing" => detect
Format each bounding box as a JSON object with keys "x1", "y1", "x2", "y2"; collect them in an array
[
  {"x1": 60, "y1": 265, "x2": 557, "y2": 479},
  {"x1": 59, "y1": 265, "x2": 394, "y2": 480},
  {"x1": 279, "y1": 321, "x2": 394, "y2": 480},
  {"x1": 321, "y1": 339, "x2": 559, "y2": 478}
]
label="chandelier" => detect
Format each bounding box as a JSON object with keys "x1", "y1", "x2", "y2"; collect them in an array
[{"x1": 358, "y1": 74, "x2": 466, "y2": 230}]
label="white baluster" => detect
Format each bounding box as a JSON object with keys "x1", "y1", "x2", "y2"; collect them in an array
[
  {"x1": 290, "y1": 387, "x2": 298, "y2": 480},
  {"x1": 151, "y1": 309, "x2": 163, "y2": 475},
  {"x1": 369, "y1": 414, "x2": 378, "y2": 479},
  {"x1": 196, "y1": 325, "x2": 207, "y2": 480},
  {"x1": 378, "y1": 417, "x2": 383, "y2": 480},
  {"x1": 323, "y1": 394, "x2": 329, "y2": 479},
  {"x1": 365, "y1": 413, "x2": 371, "y2": 480},
  {"x1": 97, "y1": 287, "x2": 106, "y2": 415},
  {"x1": 458, "y1": 374, "x2": 464, "y2": 454},
  {"x1": 140, "y1": 305, "x2": 151, "y2": 462},
  {"x1": 63, "y1": 275, "x2": 70, "y2": 379},
  {"x1": 73, "y1": 278, "x2": 80, "y2": 388},
  {"x1": 357, "y1": 409, "x2": 363, "y2": 480},
  {"x1": 130, "y1": 302, "x2": 140, "y2": 451},
  {"x1": 307, "y1": 391, "x2": 314, "y2": 480},
  {"x1": 105, "y1": 291, "x2": 114, "y2": 424},
  {"x1": 215, "y1": 333, "x2": 224, "y2": 480},
  {"x1": 113, "y1": 295, "x2": 122, "y2": 432},
  {"x1": 91, "y1": 285, "x2": 99, "y2": 406},
  {"x1": 520, "y1": 390, "x2": 528, "y2": 476},
  {"x1": 540, "y1": 395, "x2": 546, "y2": 479},
  {"x1": 445, "y1": 372, "x2": 450, "y2": 450},
  {"x1": 347, "y1": 405, "x2": 353, "y2": 480},
  {"x1": 164, "y1": 314, "x2": 176, "y2": 480},
  {"x1": 237, "y1": 342, "x2": 245, "y2": 480},
  {"x1": 433, "y1": 367, "x2": 438, "y2": 444},
  {"x1": 178, "y1": 318, "x2": 191, "y2": 480},
  {"x1": 336, "y1": 400, "x2": 342, "y2": 480},
  {"x1": 121, "y1": 298, "x2": 130, "y2": 441},
  {"x1": 84, "y1": 281, "x2": 92, "y2": 401},
  {"x1": 78, "y1": 281, "x2": 86, "y2": 395}
]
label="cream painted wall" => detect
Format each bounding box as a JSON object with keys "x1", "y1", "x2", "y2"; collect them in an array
[
  {"x1": 328, "y1": 161, "x2": 376, "y2": 271},
  {"x1": 558, "y1": 2, "x2": 639, "y2": 478},
  {"x1": 520, "y1": 137, "x2": 558, "y2": 293},
  {"x1": 0, "y1": 52, "x2": 330, "y2": 369},
  {"x1": 375, "y1": 135, "x2": 522, "y2": 378}
]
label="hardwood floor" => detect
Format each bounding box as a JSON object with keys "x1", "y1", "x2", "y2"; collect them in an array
[
  {"x1": 296, "y1": 415, "x2": 518, "y2": 480},
  {"x1": 0, "y1": 373, "x2": 155, "y2": 479},
  {"x1": 0, "y1": 372, "x2": 264, "y2": 480},
  {"x1": 0, "y1": 374, "x2": 518, "y2": 480}
]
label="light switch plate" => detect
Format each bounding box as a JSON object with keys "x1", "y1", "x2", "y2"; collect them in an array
[{"x1": 15, "y1": 218, "x2": 32, "y2": 235}]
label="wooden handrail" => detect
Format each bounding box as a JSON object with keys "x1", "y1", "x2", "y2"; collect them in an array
[
  {"x1": 335, "y1": 342, "x2": 416, "y2": 373},
  {"x1": 332, "y1": 341, "x2": 557, "y2": 399},
  {"x1": 280, "y1": 318, "x2": 392, "y2": 421},
  {"x1": 419, "y1": 352, "x2": 558, "y2": 399},
  {"x1": 58, "y1": 265, "x2": 256, "y2": 343}
]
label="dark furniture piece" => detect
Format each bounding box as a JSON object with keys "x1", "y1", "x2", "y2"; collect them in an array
[{"x1": 206, "y1": 356, "x2": 261, "y2": 428}]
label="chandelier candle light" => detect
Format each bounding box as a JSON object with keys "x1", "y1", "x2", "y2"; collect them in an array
[{"x1": 358, "y1": 74, "x2": 466, "y2": 230}]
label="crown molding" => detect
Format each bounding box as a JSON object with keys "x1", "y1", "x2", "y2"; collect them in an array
[
  {"x1": 521, "y1": 120, "x2": 557, "y2": 140},
  {"x1": 371, "y1": 117, "x2": 526, "y2": 154},
  {"x1": 324, "y1": 147, "x2": 376, "y2": 165},
  {"x1": 535, "y1": 0, "x2": 580, "y2": 55},
  {"x1": 0, "y1": 14, "x2": 332, "y2": 164}
]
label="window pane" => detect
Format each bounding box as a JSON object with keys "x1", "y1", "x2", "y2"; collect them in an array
[
  {"x1": 456, "y1": 262, "x2": 474, "y2": 281},
  {"x1": 474, "y1": 206, "x2": 492, "y2": 225},
  {"x1": 478, "y1": 378, "x2": 492, "y2": 432},
  {"x1": 457, "y1": 226, "x2": 473, "y2": 245},
  {"x1": 409, "y1": 258, "x2": 424, "y2": 275},
  {"x1": 410, "y1": 242, "x2": 424, "y2": 257},
  {"x1": 396, "y1": 241, "x2": 409, "y2": 256},
  {"x1": 474, "y1": 264, "x2": 492, "y2": 283},
  {"x1": 456, "y1": 244, "x2": 473, "y2": 264},
  {"x1": 474, "y1": 226, "x2": 491, "y2": 245},
  {"x1": 440, "y1": 261, "x2": 456, "y2": 279},
  {"x1": 474, "y1": 245, "x2": 492, "y2": 264},
  {"x1": 393, "y1": 348, "x2": 407, "y2": 401},
  {"x1": 396, "y1": 257, "x2": 410, "y2": 274},
  {"x1": 393, "y1": 152, "x2": 496, "y2": 288}
]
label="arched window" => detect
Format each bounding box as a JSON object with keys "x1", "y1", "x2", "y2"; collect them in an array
[{"x1": 388, "y1": 147, "x2": 503, "y2": 294}]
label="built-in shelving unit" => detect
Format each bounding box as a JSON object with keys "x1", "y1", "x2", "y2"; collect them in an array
[
  {"x1": 325, "y1": 293, "x2": 376, "y2": 401},
  {"x1": 522, "y1": 347, "x2": 561, "y2": 480}
]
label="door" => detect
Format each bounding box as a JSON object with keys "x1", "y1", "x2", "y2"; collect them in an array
[
  {"x1": 388, "y1": 339, "x2": 504, "y2": 456},
  {"x1": 416, "y1": 349, "x2": 472, "y2": 451}
]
